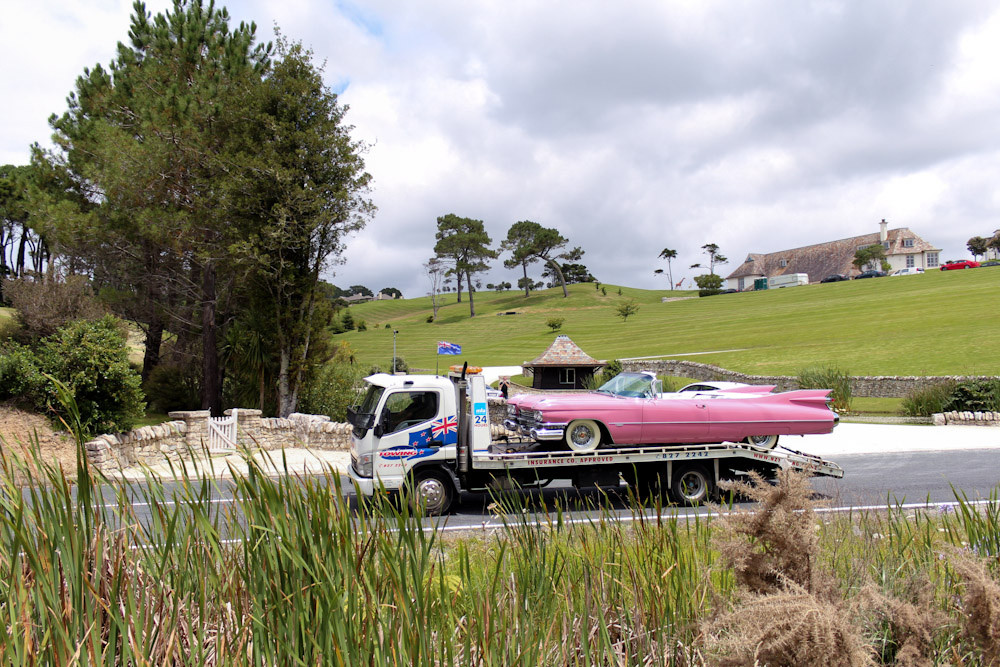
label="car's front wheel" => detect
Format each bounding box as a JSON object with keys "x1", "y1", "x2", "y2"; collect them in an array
[
  {"x1": 745, "y1": 434, "x2": 779, "y2": 450},
  {"x1": 565, "y1": 419, "x2": 602, "y2": 453}
]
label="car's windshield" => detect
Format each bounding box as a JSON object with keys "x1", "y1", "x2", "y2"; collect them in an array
[{"x1": 596, "y1": 373, "x2": 655, "y2": 398}]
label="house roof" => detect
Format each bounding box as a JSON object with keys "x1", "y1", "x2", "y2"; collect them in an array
[
  {"x1": 526, "y1": 335, "x2": 605, "y2": 368},
  {"x1": 725, "y1": 227, "x2": 941, "y2": 281}
]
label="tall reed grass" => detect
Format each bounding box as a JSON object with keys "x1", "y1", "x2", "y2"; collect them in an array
[{"x1": 4, "y1": 403, "x2": 1000, "y2": 664}]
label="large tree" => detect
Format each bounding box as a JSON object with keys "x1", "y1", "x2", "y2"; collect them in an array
[
  {"x1": 500, "y1": 220, "x2": 542, "y2": 297},
  {"x1": 501, "y1": 220, "x2": 582, "y2": 298},
  {"x1": 225, "y1": 38, "x2": 373, "y2": 416},
  {"x1": 46, "y1": 0, "x2": 272, "y2": 413},
  {"x1": 968, "y1": 236, "x2": 989, "y2": 260},
  {"x1": 701, "y1": 243, "x2": 728, "y2": 275},
  {"x1": 433, "y1": 214, "x2": 495, "y2": 317}
]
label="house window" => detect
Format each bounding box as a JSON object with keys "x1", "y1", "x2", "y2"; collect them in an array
[
  {"x1": 738, "y1": 277, "x2": 745, "y2": 291},
  {"x1": 559, "y1": 368, "x2": 576, "y2": 386},
  {"x1": 926, "y1": 252, "x2": 939, "y2": 268},
  {"x1": 906, "y1": 255, "x2": 915, "y2": 268},
  {"x1": 904, "y1": 238, "x2": 915, "y2": 248},
  {"x1": 779, "y1": 259, "x2": 787, "y2": 268},
  {"x1": 882, "y1": 241, "x2": 890, "y2": 250}
]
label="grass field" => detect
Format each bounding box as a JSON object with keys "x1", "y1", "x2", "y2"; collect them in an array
[{"x1": 341, "y1": 267, "x2": 1000, "y2": 376}]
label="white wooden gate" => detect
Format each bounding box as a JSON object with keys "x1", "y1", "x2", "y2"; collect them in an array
[{"x1": 207, "y1": 409, "x2": 238, "y2": 453}]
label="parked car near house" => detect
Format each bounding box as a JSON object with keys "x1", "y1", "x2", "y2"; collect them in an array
[
  {"x1": 981, "y1": 259, "x2": 1000, "y2": 268},
  {"x1": 854, "y1": 270, "x2": 887, "y2": 279},
  {"x1": 890, "y1": 267, "x2": 925, "y2": 276},
  {"x1": 820, "y1": 274, "x2": 849, "y2": 283},
  {"x1": 505, "y1": 372, "x2": 838, "y2": 453},
  {"x1": 940, "y1": 260, "x2": 980, "y2": 270}
]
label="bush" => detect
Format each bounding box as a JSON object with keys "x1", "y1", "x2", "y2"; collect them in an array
[
  {"x1": 902, "y1": 380, "x2": 958, "y2": 417},
  {"x1": 356, "y1": 320, "x2": 367, "y2": 332},
  {"x1": 3, "y1": 275, "x2": 106, "y2": 342},
  {"x1": 143, "y1": 362, "x2": 200, "y2": 414},
  {"x1": 546, "y1": 317, "x2": 565, "y2": 332},
  {"x1": 388, "y1": 356, "x2": 409, "y2": 374},
  {"x1": 37, "y1": 315, "x2": 145, "y2": 436},
  {"x1": 797, "y1": 366, "x2": 852, "y2": 413},
  {"x1": 299, "y1": 361, "x2": 366, "y2": 421},
  {"x1": 0, "y1": 342, "x2": 45, "y2": 404},
  {"x1": 944, "y1": 378, "x2": 1000, "y2": 413}
]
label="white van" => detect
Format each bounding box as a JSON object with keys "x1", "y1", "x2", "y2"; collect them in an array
[{"x1": 890, "y1": 267, "x2": 925, "y2": 276}]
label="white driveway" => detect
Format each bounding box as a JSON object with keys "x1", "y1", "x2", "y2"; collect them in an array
[{"x1": 786, "y1": 423, "x2": 1000, "y2": 458}]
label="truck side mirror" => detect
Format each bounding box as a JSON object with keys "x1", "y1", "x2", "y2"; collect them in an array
[{"x1": 373, "y1": 423, "x2": 384, "y2": 438}]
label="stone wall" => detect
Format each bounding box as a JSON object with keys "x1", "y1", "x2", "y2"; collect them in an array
[
  {"x1": 932, "y1": 411, "x2": 1000, "y2": 426},
  {"x1": 85, "y1": 408, "x2": 353, "y2": 473},
  {"x1": 620, "y1": 359, "x2": 997, "y2": 399}
]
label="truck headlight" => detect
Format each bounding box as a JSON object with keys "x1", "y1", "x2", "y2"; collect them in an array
[{"x1": 356, "y1": 452, "x2": 373, "y2": 477}]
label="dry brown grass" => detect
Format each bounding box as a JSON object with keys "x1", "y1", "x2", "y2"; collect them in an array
[{"x1": 951, "y1": 551, "x2": 1000, "y2": 665}]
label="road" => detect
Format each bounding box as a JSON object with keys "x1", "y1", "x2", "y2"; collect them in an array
[{"x1": 100, "y1": 423, "x2": 1000, "y2": 532}]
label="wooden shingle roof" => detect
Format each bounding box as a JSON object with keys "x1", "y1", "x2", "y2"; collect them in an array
[{"x1": 526, "y1": 335, "x2": 604, "y2": 368}]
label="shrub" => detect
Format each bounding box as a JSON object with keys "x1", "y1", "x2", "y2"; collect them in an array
[
  {"x1": 388, "y1": 356, "x2": 409, "y2": 374},
  {"x1": 545, "y1": 317, "x2": 564, "y2": 332},
  {"x1": 944, "y1": 378, "x2": 1000, "y2": 413},
  {"x1": 902, "y1": 380, "x2": 958, "y2": 417},
  {"x1": 4, "y1": 275, "x2": 106, "y2": 342},
  {"x1": 340, "y1": 310, "x2": 355, "y2": 331},
  {"x1": 0, "y1": 342, "x2": 44, "y2": 404},
  {"x1": 356, "y1": 320, "x2": 367, "y2": 332},
  {"x1": 426, "y1": 315, "x2": 434, "y2": 323},
  {"x1": 299, "y1": 361, "x2": 366, "y2": 421},
  {"x1": 37, "y1": 315, "x2": 145, "y2": 436},
  {"x1": 798, "y1": 366, "x2": 852, "y2": 413},
  {"x1": 143, "y1": 362, "x2": 200, "y2": 414}
]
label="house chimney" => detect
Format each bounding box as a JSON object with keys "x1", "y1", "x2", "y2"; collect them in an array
[{"x1": 879, "y1": 218, "x2": 888, "y2": 243}]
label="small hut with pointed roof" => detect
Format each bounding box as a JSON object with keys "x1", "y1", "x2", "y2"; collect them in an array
[{"x1": 523, "y1": 335, "x2": 605, "y2": 390}]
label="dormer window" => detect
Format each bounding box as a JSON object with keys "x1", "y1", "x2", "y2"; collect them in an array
[
  {"x1": 779, "y1": 259, "x2": 788, "y2": 268},
  {"x1": 904, "y1": 238, "x2": 914, "y2": 248},
  {"x1": 746, "y1": 255, "x2": 754, "y2": 263},
  {"x1": 882, "y1": 241, "x2": 890, "y2": 250}
]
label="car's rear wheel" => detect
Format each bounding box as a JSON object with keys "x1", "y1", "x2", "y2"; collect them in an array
[
  {"x1": 566, "y1": 419, "x2": 602, "y2": 452},
  {"x1": 745, "y1": 434, "x2": 779, "y2": 450},
  {"x1": 670, "y1": 464, "x2": 714, "y2": 505},
  {"x1": 408, "y1": 469, "x2": 454, "y2": 516}
]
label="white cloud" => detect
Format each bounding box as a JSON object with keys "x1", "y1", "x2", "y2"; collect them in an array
[{"x1": 4, "y1": 0, "x2": 1000, "y2": 296}]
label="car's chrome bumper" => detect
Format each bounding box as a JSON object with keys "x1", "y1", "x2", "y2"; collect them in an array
[{"x1": 504, "y1": 419, "x2": 567, "y2": 441}]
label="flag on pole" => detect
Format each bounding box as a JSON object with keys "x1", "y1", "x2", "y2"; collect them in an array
[{"x1": 437, "y1": 341, "x2": 462, "y2": 355}]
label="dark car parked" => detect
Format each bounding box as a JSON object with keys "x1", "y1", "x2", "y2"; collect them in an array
[
  {"x1": 820, "y1": 274, "x2": 849, "y2": 283},
  {"x1": 854, "y1": 270, "x2": 887, "y2": 279}
]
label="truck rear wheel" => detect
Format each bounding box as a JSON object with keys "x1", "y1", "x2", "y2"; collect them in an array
[
  {"x1": 670, "y1": 464, "x2": 713, "y2": 505},
  {"x1": 409, "y1": 469, "x2": 454, "y2": 516},
  {"x1": 566, "y1": 419, "x2": 602, "y2": 452}
]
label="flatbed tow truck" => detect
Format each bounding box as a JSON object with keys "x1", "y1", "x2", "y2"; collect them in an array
[{"x1": 347, "y1": 365, "x2": 844, "y2": 515}]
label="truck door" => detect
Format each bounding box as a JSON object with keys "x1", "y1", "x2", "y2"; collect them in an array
[{"x1": 372, "y1": 390, "x2": 449, "y2": 477}]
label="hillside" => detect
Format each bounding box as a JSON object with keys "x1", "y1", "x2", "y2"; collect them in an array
[{"x1": 341, "y1": 269, "x2": 1000, "y2": 376}]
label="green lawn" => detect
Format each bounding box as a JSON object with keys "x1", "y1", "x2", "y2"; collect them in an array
[{"x1": 343, "y1": 268, "x2": 1000, "y2": 376}]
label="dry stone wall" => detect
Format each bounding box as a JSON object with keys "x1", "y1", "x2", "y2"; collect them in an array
[{"x1": 84, "y1": 408, "x2": 352, "y2": 473}]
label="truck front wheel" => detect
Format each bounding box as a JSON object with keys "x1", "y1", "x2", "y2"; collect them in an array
[
  {"x1": 670, "y1": 464, "x2": 714, "y2": 505},
  {"x1": 565, "y1": 419, "x2": 602, "y2": 452},
  {"x1": 409, "y1": 469, "x2": 454, "y2": 516}
]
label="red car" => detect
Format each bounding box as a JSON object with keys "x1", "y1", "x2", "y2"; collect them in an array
[{"x1": 940, "y1": 260, "x2": 980, "y2": 270}]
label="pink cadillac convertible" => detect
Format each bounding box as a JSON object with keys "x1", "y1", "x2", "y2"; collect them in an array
[{"x1": 505, "y1": 372, "x2": 838, "y2": 452}]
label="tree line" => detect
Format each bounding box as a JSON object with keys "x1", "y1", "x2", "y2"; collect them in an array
[{"x1": 0, "y1": 0, "x2": 373, "y2": 418}]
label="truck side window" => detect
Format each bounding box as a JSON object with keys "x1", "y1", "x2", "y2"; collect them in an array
[{"x1": 383, "y1": 391, "x2": 439, "y2": 434}]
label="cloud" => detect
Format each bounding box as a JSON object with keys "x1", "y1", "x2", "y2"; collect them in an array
[{"x1": 4, "y1": 0, "x2": 1000, "y2": 298}]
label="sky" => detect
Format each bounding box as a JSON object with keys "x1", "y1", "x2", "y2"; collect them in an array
[{"x1": 4, "y1": 0, "x2": 1000, "y2": 297}]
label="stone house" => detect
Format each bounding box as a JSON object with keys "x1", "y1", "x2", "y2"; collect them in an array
[
  {"x1": 724, "y1": 219, "x2": 941, "y2": 290},
  {"x1": 522, "y1": 335, "x2": 605, "y2": 390}
]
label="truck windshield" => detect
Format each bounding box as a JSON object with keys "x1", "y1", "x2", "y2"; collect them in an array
[{"x1": 349, "y1": 384, "x2": 386, "y2": 437}]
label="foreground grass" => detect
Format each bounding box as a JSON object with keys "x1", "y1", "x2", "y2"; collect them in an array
[
  {"x1": 4, "y1": 436, "x2": 1000, "y2": 664},
  {"x1": 344, "y1": 269, "x2": 1000, "y2": 376}
]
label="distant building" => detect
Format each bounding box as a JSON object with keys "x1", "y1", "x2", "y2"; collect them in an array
[
  {"x1": 724, "y1": 219, "x2": 941, "y2": 290},
  {"x1": 523, "y1": 335, "x2": 605, "y2": 390}
]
